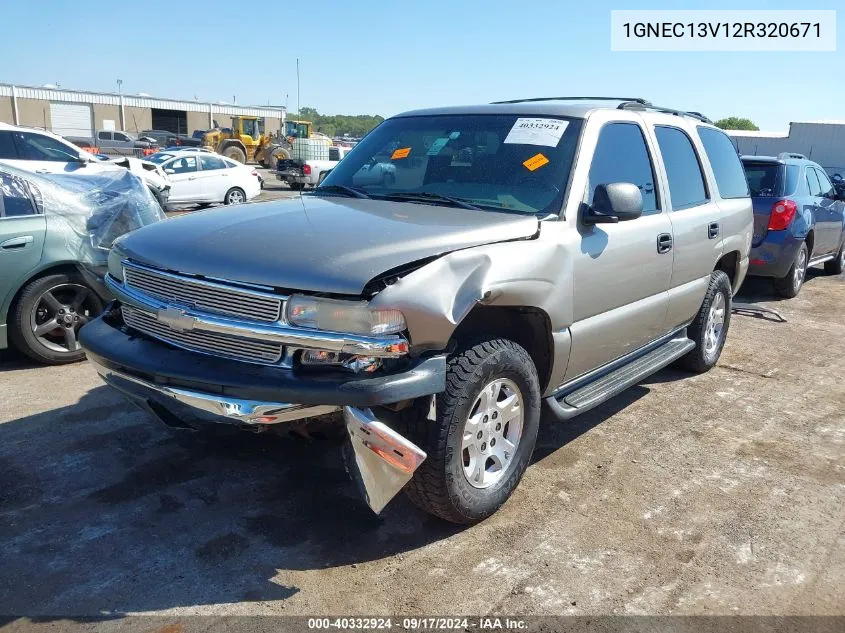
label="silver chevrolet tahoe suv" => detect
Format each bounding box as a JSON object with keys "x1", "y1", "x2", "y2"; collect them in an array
[{"x1": 80, "y1": 97, "x2": 753, "y2": 524}]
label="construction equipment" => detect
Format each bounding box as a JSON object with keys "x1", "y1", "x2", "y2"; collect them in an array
[{"x1": 202, "y1": 116, "x2": 277, "y2": 164}]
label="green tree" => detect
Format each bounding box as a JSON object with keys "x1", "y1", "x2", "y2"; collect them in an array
[
  {"x1": 291, "y1": 106, "x2": 384, "y2": 137},
  {"x1": 715, "y1": 117, "x2": 759, "y2": 131}
]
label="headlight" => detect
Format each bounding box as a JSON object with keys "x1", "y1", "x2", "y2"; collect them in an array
[{"x1": 286, "y1": 295, "x2": 406, "y2": 335}]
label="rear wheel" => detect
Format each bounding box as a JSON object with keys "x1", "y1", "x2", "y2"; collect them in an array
[
  {"x1": 224, "y1": 187, "x2": 246, "y2": 205},
  {"x1": 676, "y1": 269, "x2": 732, "y2": 373},
  {"x1": 396, "y1": 338, "x2": 541, "y2": 524},
  {"x1": 774, "y1": 241, "x2": 808, "y2": 298},
  {"x1": 289, "y1": 182, "x2": 304, "y2": 191},
  {"x1": 824, "y1": 242, "x2": 845, "y2": 275},
  {"x1": 9, "y1": 272, "x2": 104, "y2": 365},
  {"x1": 222, "y1": 146, "x2": 246, "y2": 164}
]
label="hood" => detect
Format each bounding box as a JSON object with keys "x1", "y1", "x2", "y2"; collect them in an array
[{"x1": 117, "y1": 195, "x2": 540, "y2": 295}]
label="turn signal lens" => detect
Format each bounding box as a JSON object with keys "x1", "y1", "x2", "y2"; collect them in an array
[{"x1": 768, "y1": 199, "x2": 797, "y2": 231}]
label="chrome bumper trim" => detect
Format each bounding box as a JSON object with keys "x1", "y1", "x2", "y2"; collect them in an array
[
  {"x1": 105, "y1": 274, "x2": 409, "y2": 358},
  {"x1": 90, "y1": 358, "x2": 339, "y2": 425}
]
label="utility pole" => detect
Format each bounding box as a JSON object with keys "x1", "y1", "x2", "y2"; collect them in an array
[{"x1": 296, "y1": 58, "x2": 300, "y2": 116}]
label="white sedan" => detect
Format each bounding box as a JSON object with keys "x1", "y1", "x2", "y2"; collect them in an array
[{"x1": 146, "y1": 151, "x2": 261, "y2": 207}]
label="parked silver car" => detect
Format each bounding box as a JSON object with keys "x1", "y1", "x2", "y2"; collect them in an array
[{"x1": 80, "y1": 98, "x2": 752, "y2": 523}]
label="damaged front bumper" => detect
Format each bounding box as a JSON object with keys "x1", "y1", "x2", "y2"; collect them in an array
[{"x1": 79, "y1": 313, "x2": 442, "y2": 513}]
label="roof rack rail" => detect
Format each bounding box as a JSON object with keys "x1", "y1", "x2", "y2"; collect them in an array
[
  {"x1": 490, "y1": 96, "x2": 652, "y2": 105},
  {"x1": 617, "y1": 102, "x2": 714, "y2": 125},
  {"x1": 777, "y1": 152, "x2": 807, "y2": 160}
]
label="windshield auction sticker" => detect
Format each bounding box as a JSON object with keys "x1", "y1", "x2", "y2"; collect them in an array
[
  {"x1": 523, "y1": 153, "x2": 550, "y2": 171},
  {"x1": 611, "y1": 10, "x2": 836, "y2": 51},
  {"x1": 391, "y1": 147, "x2": 411, "y2": 160},
  {"x1": 504, "y1": 118, "x2": 569, "y2": 147}
]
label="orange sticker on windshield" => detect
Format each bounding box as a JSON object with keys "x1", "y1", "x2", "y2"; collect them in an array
[
  {"x1": 523, "y1": 153, "x2": 549, "y2": 171},
  {"x1": 391, "y1": 147, "x2": 411, "y2": 160}
]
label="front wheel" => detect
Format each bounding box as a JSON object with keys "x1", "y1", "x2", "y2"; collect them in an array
[
  {"x1": 676, "y1": 269, "x2": 732, "y2": 373},
  {"x1": 9, "y1": 272, "x2": 104, "y2": 364},
  {"x1": 224, "y1": 187, "x2": 246, "y2": 205},
  {"x1": 774, "y1": 241, "x2": 808, "y2": 298},
  {"x1": 398, "y1": 339, "x2": 541, "y2": 524}
]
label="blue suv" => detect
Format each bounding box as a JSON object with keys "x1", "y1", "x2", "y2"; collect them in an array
[{"x1": 741, "y1": 154, "x2": 845, "y2": 297}]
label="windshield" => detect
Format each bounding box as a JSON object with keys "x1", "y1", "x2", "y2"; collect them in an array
[
  {"x1": 145, "y1": 152, "x2": 176, "y2": 164},
  {"x1": 320, "y1": 114, "x2": 583, "y2": 215}
]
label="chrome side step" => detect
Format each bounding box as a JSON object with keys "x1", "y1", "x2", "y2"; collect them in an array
[
  {"x1": 546, "y1": 334, "x2": 695, "y2": 420},
  {"x1": 808, "y1": 254, "x2": 835, "y2": 267}
]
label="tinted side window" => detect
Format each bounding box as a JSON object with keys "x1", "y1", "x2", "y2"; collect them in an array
[
  {"x1": 806, "y1": 167, "x2": 822, "y2": 196},
  {"x1": 0, "y1": 132, "x2": 17, "y2": 159},
  {"x1": 0, "y1": 174, "x2": 36, "y2": 217},
  {"x1": 588, "y1": 123, "x2": 658, "y2": 214},
  {"x1": 697, "y1": 126, "x2": 749, "y2": 199},
  {"x1": 14, "y1": 132, "x2": 80, "y2": 162},
  {"x1": 98, "y1": 131, "x2": 111, "y2": 140},
  {"x1": 655, "y1": 126, "x2": 708, "y2": 210},
  {"x1": 815, "y1": 168, "x2": 834, "y2": 197},
  {"x1": 199, "y1": 155, "x2": 226, "y2": 170}
]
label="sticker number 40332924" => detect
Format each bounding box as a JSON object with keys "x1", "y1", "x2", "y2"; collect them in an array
[{"x1": 504, "y1": 118, "x2": 569, "y2": 147}]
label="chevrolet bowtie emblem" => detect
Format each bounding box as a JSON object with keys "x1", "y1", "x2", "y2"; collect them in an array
[{"x1": 156, "y1": 307, "x2": 196, "y2": 332}]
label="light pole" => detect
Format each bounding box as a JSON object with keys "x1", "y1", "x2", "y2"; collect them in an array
[{"x1": 116, "y1": 79, "x2": 125, "y2": 132}]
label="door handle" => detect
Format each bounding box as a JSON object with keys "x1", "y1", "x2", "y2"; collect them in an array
[
  {"x1": 657, "y1": 233, "x2": 673, "y2": 254},
  {"x1": 0, "y1": 235, "x2": 34, "y2": 250},
  {"x1": 35, "y1": 169, "x2": 49, "y2": 174},
  {"x1": 708, "y1": 222, "x2": 720, "y2": 239},
  {"x1": 188, "y1": 176, "x2": 196, "y2": 180}
]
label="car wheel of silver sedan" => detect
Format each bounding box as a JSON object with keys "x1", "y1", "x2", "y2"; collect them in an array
[{"x1": 9, "y1": 272, "x2": 104, "y2": 365}]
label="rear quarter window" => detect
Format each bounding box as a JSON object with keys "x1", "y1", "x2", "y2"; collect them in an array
[{"x1": 697, "y1": 127, "x2": 749, "y2": 199}]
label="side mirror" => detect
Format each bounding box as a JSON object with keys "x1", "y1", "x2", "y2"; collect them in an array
[
  {"x1": 583, "y1": 183, "x2": 643, "y2": 224},
  {"x1": 75, "y1": 154, "x2": 90, "y2": 166}
]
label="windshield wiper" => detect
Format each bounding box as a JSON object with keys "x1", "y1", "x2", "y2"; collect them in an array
[
  {"x1": 311, "y1": 184, "x2": 371, "y2": 199},
  {"x1": 377, "y1": 191, "x2": 481, "y2": 210}
]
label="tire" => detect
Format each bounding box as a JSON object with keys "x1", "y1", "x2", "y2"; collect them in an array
[
  {"x1": 773, "y1": 241, "x2": 809, "y2": 298},
  {"x1": 675, "y1": 269, "x2": 732, "y2": 373},
  {"x1": 222, "y1": 146, "x2": 246, "y2": 164},
  {"x1": 396, "y1": 338, "x2": 541, "y2": 524},
  {"x1": 224, "y1": 187, "x2": 246, "y2": 205},
  {"x1": 289, "y1": 182, "x2": 304, "y2": 191},
  {"x1": 824, "y1": 241, "x2": 845, "y2": 275},
  {"x1": 9, "y1": 272, "x2": 104, "y2": 365}
]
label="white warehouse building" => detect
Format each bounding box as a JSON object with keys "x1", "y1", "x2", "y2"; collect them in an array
[{"x1": 728, "y1": 121, "x2": 845, "y2": 177}]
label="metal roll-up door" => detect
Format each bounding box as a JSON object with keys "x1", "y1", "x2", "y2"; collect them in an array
[{"x1": 50, "y1": 102, "x2": 93, "y2": 137}]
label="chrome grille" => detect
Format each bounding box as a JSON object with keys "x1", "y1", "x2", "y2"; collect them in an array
[
  {"x1": 123, "y1": 306, "x2": 284, "y2": 365},
  {"x1": 123, "y1": 264, "x2": 282, "y2": 323}
]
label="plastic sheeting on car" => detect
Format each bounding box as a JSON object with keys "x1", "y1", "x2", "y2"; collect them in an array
[{"x1": 0, "y1": 163, "x2": 165, "y2": 266}]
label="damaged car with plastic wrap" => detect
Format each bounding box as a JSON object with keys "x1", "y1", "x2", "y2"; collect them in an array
[
  {"x1": 80, "y1": 98, "x2": 752, "y2": 523},
  {"x1": 1, "y1": 164, "x2": 164, "y2": 364}
]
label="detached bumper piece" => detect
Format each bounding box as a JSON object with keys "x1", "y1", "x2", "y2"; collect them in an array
[{"x1": 344, "y1": 407, "x2": 427, "y2": 513}]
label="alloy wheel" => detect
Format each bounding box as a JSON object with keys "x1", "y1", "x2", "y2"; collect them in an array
[
  {"x1": 227, "y1": 189, "x2": 245, "y2": 204},
  {"x1": 461, "y1": 378, "x2": 524, "y2": 489},
  {"x1": 29, "y1": 283, "x2": 96, "y2": 354},
  {"x1": 794, "y1": 247, "x2": 807, "y2": 291},
  {"x1": 703, "y1": 291, "x2": 726, "y2": 357}
]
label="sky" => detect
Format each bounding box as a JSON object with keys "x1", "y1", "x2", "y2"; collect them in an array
[{"x1": 1, "y1": 0, "x2": 842, "y2": 131}]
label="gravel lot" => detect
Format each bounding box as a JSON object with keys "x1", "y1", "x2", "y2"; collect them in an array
[{"x1": 1, "y1": 244, "x2": 843, "y2": 621}]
